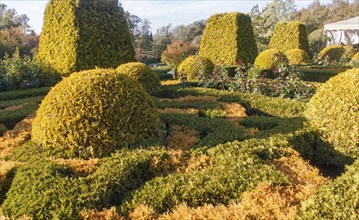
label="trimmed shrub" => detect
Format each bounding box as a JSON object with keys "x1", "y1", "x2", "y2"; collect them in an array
[
  {"x1": 343, "y1": 45, "x2": 357, "y2": 59},
  {"x1": 36, "y1": 0, "x2": 135, "y2": 75},
  {"x1": 305, "y1": 68, "x2": 359, "y2": 156},
  {"x1": 316, "y1": 45, "x2": 345, "y2": 63},
  {"x1": 116, "y1": 62, "x2": 161, "y2": 94},
  {"x1": 352, "y1": 52, "x2": 359, "y2": 62},
  {"x1": 177, "y1": 55, "x2": 214, "y2": 81},
  {"x1": 299, "y1": 159, "x2": 359, "y2": 219},
  {"x1": 199, "y1": 12, "x2": 258, "y2": 65},
  {"x1": 31, "y1": 69, "x2": 164, "y2": 158},
  {"x1": 308, "y1": 29, "x2": 329, "y2": 58},
  {"x1": 254, "y1": 49, "x2": 288, "y2": 70},
  {"x1": 284, "y1": 49, "x2": 311, "y2": 65},
  {"x1": 268, "y1": 21, "x2": 310, "y2": 55}
]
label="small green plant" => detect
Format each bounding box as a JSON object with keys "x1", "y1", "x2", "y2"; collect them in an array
[{"x1": 0, "y1": 49, "x2": 60, "y2": 91}]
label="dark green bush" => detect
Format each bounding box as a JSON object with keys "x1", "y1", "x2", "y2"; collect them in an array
[
  {"x1": 298, "y1": 66, "x2": 349, "y2": 82},
  {"x1": 177, "y1": 55, "x2": 214, "y2": 81},
  {"x1": 299, "y1": 159, "x2": 359, "y2": 219},
  {"x1": 116, "y1": 62, "x2": 161, "y2": 95},
  {"x1": 0, "y1": 50, "x2": 60, "y2": 91},
  {"x1": 31, "y1": 69, "x2": 164, "y2": 158},
  {"x1": 36, "y1": 0, "x2": 135, "y2": 75},
  {"x1": 268, "y1": 21, "x2": 310, "y2": 55},
  {"x1": 199, "y1": 12, "x2": 258, "y2": 65},
  {"x1": 305, "y1": 68, "x2": 359, "y2": 157},
  {"x1": 0, "y1": 123, "x2": 6, "y2": 136}
]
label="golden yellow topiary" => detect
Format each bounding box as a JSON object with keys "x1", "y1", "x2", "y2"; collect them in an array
[
  {"x1": 305, "y1": 68, "x2": 359, "y2": 155},
  {"x1": 177, "y1": 55, "x2": 214, "y2": 81},
  {"x1": 284, "y1": 49, "x2": 311, "y2": 65},
  {"x1": 36, "y1": 0, "x2": 135, "y2": 75},
  {"x1": 31, "y1": 69, "x2": 163, "y2": 158},
  {"x1": 116, "y1": 62, "x2": 161, "y2": 94},
  {"x1": 199, "y1": 12, "x2": 258, "y2": 65},
  {"x1": 268, "y1": 21, "x2": 310, "y2": 54},
  {"x1": 343, "y1": 45, "x2": 357, "y2": 59},
  {"x1": 254, "y1": 49, "x2": 288, "y2": 70},
  {"x1": 317, "y1": 45, "x2": 345, "y2": 63}
]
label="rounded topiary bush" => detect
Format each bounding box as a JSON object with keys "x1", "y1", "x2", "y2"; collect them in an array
[
  {"x1": 317, "y1": 45, "x2": 345, "y2": 63},
  {"x1": 305, "y1": 68, "x2": 359, "y2": 155},
  {"x1": 116, "y1": 62, "x2": 161, "y2": 94},
  {"x1": 31, "y1": 69, "x2": 164, "y2": 158},
  {"x1": 254, "y1": 49, "x2": 288, "y2": 70},
  {"x1": 284, "y1": 49, "x2": 311, "y2": 65},
  {"x1": 177, "y1": 55, "x2": 214, "y2": 81}
]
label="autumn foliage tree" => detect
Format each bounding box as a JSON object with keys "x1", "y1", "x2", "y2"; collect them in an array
[{"x1": 161, "y1": 40, "x2": 197, "y2": 68}]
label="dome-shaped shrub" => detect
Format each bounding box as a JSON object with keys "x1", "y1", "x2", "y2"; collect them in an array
[
  {"x1": 177, "y1": 55, "x2": 214, "y2": 81},
  {"x1": 317, "y1": 45, "x2": 345, "y2": 63},
  {"x1": 116, "y1": 62, "x2": 161, "y2": 94},
  {"x1": 284, "y1": 49, "x2": 311, "y2": 65},
  {"x1": 254, "y1": 49, "x2": 288, "y2": 70},
  {"x1": 343, "y1": 45, "x2": 357, "y2": 59},
  {"x1": 31, "y1": 69, "x2": 164, "y2": 158},
  {"x1": 305, "y1": 68, "x2": 359, "y2": 154},
  {"x1": 351, "y1": 52, "x2": 359, "y2": 62}
]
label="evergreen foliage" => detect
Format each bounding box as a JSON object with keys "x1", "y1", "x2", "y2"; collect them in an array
[
  {"x1": 36, "y1": 0, "x2": 135, "y2": 75},
  {"x1": 199, "y1": 12, "x2": 258, "y2": 65},
  {"x1": 254, "y1": 49, "x2": 287, "y2": 70},
  {"x1": 177, "y1": 55, "x2": 214, "y2": 81},
  {"x1": 284, "y1": 49, "x2": 311, "y2": 65},
  {"x1": 305, "y1": 68, "x2": 359, "y2": 157},
  {"x1": 116, "y1": 62, "x2": 161, "y2": 95},
  {"x1": 31, "y1": 69, "x2": 163, "y2": 158},
  {"x1": 268, "y1": 21, "x2": 310, "y2": 54}
]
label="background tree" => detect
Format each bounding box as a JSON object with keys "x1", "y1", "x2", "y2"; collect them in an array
[
  {"x1": 161, "y1": 40, "x2": 197, "y2": 68},
  {"x1": 0, "y1": 4, "x2": 38, "y2": 58},
  {"x1": 250, "y1": 0, "x2": 296, "y2": 52}
]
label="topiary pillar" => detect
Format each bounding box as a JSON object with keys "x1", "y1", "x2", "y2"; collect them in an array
[
  {"x1": 36, "y1": 0, "x2": 135, "y2": 75},
  {"x1": 199, "y1": 12, "x2": 258, "y2": 65},
  {"x1": 268, "y1": 22, "x2": 310, "y2": 55}
]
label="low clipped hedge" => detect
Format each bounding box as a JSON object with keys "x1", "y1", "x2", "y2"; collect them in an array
[
  {"x1": 317, "y1": 45, "x2": 345, "y2": 63},
  {"x1": 31, "y1": 69, "x2": 164, "y2": 158},
  {"x1": 305, "y1": 68, "x2": 359, "y2": 157},
  {"x1": 254, "y1": 49, "x2": 288, "y2": 70},
  {"x1": 116, "y1": 62, "x2": 161, "y2": 95},
  {"x1": 299, "y1": 159, "x2": 359, "y2": 219},
  {"x1": 284, "y1": 49, "x2": 311, "y2": 65},
  {"x1": 121, "y1": 139, "x2": 287, "y2": 214},
  {"x1": 1, "y1": 149, "x2": 166, "y2": 219},
  {"x1": 177, "y1": 55, "x2": 214, "y2": 81},
  {"x1": 177, "y1": 87, "x2": 305, "y2": 118}
]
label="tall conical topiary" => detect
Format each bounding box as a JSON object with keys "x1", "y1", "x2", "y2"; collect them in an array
[
  {"x1": 199, "y1": 12, "x2": 258, "y2": 65},
  {"x1": 36, "y1": 0, "x2": 135, "y2": 75},
  {"x1": 268, "y1": 21, "x2": 310, "y2": 55}
]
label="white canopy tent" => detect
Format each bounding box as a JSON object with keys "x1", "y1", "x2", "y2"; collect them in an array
[{"x1": 324, "y1": 16, "x2": 359, "y2": 45}]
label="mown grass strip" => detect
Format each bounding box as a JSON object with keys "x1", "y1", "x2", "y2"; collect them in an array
[{"x1": 0, "y1": 87, "x2": 51, "y2": 101}]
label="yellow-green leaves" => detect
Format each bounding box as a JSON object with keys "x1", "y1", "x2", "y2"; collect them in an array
[
  {"x1": 199, "y1": 12, "x2": 258, "y2": 65},
  {"x1": 37, "y1": 0, "x2": 135, "y2": 76},
  {"x1": 31, "y1": 69, "x2": 164, "y2": 158},
  {"x1": 268, "y1": 22, "x2": 310, "y2": 55}
]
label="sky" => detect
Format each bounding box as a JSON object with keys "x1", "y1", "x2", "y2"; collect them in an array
[{"x1": 1, "y1": 0, "x2": 335, "y2": 34}]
